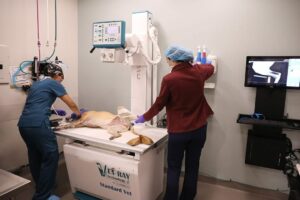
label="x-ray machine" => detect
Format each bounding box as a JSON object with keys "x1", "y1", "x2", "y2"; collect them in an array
[{"x1": 56, "y1": 11, "x2": 168, "y2": 200}]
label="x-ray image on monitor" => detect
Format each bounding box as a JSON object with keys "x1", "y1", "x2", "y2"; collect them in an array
[
  {"x1": 245, "y1": 56, "x2": 300, "y2": 89},
  {"x1": 249, "y1": 61, "x2": 288, "y2": 86},
  {"x1": 286, "y1": 59, "x2": 300, "y2": 87}
]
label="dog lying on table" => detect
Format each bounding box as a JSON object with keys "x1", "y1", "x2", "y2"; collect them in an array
[{"x1": 56, "y1": 107, "x2": 154, "y2": 146}]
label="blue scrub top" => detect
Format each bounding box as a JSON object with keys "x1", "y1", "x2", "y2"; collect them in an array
[{"x1": 18, "y1": 78, "x2": 67, "y2": 127}]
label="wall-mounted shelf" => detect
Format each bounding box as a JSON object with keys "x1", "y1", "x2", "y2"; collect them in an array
[
  {"x1": 204, "y1": 82, "x2": 215, "y2": 89},
  {"x1": 237, "y1": 114, "x2": 300, "y2": 130},
  {"x1": 204, "y1": 54, "x2": 217, "y2": 89}
]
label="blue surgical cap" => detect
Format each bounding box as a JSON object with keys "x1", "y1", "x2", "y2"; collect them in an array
[{"x1": 165, "y1": 46, "x2": 194, "y2": 62}]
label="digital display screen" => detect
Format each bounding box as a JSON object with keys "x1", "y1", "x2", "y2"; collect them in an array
[
  {"x1": 106, "y1": 26, "x2": 119, "y2": 35},
  {"x1": 245, "y1": 56, "x2": 300, "y2": 89}
]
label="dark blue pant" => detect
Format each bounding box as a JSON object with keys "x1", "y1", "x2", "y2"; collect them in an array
[
  {"x1": 19, "y1": 122, "x2": 59, "y2": 200},
  {"x1": 164, "y1": 124, "x2": 207, "y2": 200}
]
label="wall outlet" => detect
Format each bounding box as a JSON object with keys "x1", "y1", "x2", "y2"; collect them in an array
[
  {"x1": 0, "y1": 45, "x2": 10, "y2": 84},
  {"x1": 0, "y1": 64, "x2": 10, "y2": 84}
]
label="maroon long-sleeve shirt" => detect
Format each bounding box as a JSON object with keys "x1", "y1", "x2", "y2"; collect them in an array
[{"x1": 143, "y1": 62, "x2": 214, "y2": 133}]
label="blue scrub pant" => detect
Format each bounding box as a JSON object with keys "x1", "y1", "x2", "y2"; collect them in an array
[
  {"x1": 164, "y1": 124, "x2": 207, "y2": 200},
  {"x1": 19, "y1": 122, "x2": 59, "y2": 200}
]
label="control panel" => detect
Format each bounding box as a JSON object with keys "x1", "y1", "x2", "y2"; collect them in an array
[{"x1": 93, "y1": 21, "x2": 126, "y2": 48}]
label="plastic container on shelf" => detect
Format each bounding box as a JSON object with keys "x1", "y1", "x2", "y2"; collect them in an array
[
  {"x1": 195, "y1": 46, "x2": 202, "y2": 64},
  {"x1": 201, "y1": 45, "x2": 207, "y2": 64}
]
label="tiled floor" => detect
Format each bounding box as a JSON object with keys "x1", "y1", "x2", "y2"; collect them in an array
[{"x1": 12, "y1": 159, "x2": 289, "y2": 200}]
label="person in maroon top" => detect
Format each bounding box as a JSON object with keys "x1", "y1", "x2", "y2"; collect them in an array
[{"x1": 135, "y1": 45, "x2": 214, "y2": 200}]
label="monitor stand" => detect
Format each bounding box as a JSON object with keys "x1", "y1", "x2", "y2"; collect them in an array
[
  {"x1": 255, "y1": 87, "x2": 286, "y2": 120},
  {"x1": 253, "y1": 87, "x2": 286, "y2": 135},
  {"x1": 245, "y1": 87, "x2": 287, "y2": 170}
]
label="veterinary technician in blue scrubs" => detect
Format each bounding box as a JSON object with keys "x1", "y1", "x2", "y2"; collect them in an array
[
  {"x1": 135, "y1": 45, "x2": 214, "y2": 200},
  {"x1": 18, "y1": 63, "x2": 81, "y2": 200}
]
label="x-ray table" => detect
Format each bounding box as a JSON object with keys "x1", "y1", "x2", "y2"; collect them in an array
[{"x1": 56, "y1": 126, "x2": 168, "y2": 200}]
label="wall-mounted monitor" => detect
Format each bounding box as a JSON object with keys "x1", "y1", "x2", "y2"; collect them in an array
[{"x1": 245, "y1": 56, "x2": 300, "y2": 89}]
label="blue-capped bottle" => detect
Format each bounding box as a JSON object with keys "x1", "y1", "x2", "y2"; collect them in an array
[
  {"x1": 201, "y1": 45, "x2": 207, "y2": 64},
  {"x1": 195, "y1": 46, "x2": 202, "y2": 64}
]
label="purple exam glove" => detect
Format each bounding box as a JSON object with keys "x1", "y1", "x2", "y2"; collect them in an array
[
  {"x1": 47, "y1": 194, "x2": 60, "y2": 200},
  {"x1": 71, "y1": 108, "x2": 88, "y2": 120},
  {"x1": 135, "y1": 115, "x2": 145, "y2": 124},
  {"x1": 54, "y1": 109, "x2": 66, "y2": 116}
]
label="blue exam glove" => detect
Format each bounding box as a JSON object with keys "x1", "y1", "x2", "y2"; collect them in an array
[
  {"x1": 71, "y1": 108, "x2": 88, "y2": 120},
  {"x1": 135, "y1": 115, "x2": 145, "y2": 124},
  {"x1": 53, "y1": 109, "x2": 66, "y2": 116}
]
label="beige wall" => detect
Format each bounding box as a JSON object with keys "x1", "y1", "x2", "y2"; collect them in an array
[{"x1": 0, "y1": 0, "x2": 78, "y2": 170}]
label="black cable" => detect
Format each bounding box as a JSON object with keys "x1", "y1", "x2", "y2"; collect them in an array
[
  {"x1": 90, "y1": 47, "x2": 96, "y2": 53},
  {"x1": 284, "y1": 147, "x2": 300, "y2": 177}
]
